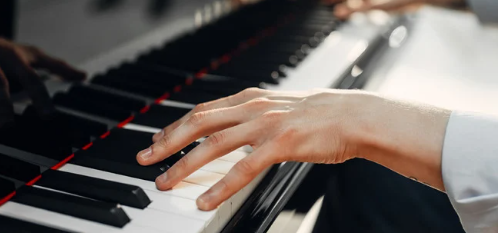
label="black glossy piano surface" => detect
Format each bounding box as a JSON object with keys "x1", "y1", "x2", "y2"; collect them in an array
[{"x1": 0, "y1": 0, "x2": 403, "y2": 232}]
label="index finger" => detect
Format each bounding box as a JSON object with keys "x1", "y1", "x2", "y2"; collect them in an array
[
  {"x1": 153, "y1": 87, "x2": 269, "y2": 142},
  {"x1": 139, "y1": 105, "x2": 251, "y2": 166}
]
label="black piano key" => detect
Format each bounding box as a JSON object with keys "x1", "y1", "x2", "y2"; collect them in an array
[
  {"x1": 218, "y1": 63, "x2": 287, "y2": 78},
  {"x1": 268, "y1": 35, "x2": 322, "y2": 48},
  {"x1": 237, "y1": 51, "x2": 301, "y2": 67},
  {"x1": 168, "y1": 90, "x2": 223, "y2": 104},
  {"x1": 103, "y1": 67, "x2": 180, "y2": 92},
  {"x1": 0, "y1": 122, "x2": 73, "y2": 161},
  {"x1": 254, "y1": 41, "x2": 310, "y2": 54},
  {"x1": 122, "y1": 62, "x2": 189, "y2": 84},
  {"x1": 186, "y1": 76, "x2": 263, "y2": 96},
  {"x1": 12, "y1": 186, "x2": 130, "y2": 228},
  {"x1": 22, "y1": 106, "x2": 108, "y2": 138},
  {"x1": 0, "y1": 177, "x2": 16, "y2": 198},
  {"x1": 181, "y1": 85, "x2": 243, "y2": 98},
  {"x1": 37, "y1": 170, "x2": 151, "y2": 209},
  {"x1": 132, "y1": 104, "x2": 189, "y2": 128},
  {"x1": 182, "y1": 141, "x2": 200, "y2": 154},
  {"x1": 0, "y1": 153, "x2": 41, "y2": 182},
  {"x1": 138, "y1": 55, "x2": 205, "y2": 73},
  {"x1": 72, "y1": 128, "x2": 189, "y2": 181},
  {"x1": 210, "y1": 69, "x2": 280, "y2": 84},
  {"x1": 81, "y1": 128, "x2": 184, "y2": 166},
  {"x1": 68, "y1": 85, "x2": 147, "y2": 112},
  {"x1": 91, "y1": 74, "x2": 166, "y2": 98},
  {"x1": 21, "y1": 106, "x2": 102, "y2": 148},
  {"x1": 193, "y1": 75, "x2": 263, "y2": 89},
  {"x1": 53, "y1": 92, "x2": 132, "y2": 121},
  {"x1": 71, "y1": 155, "x2": 167, "y2": 181},
  {"x1": 19, "y1": 117, "x2": 88, "y2": 149},
  {"x1": 0, "y1": 215, "x2": 72, "y2": 233}
]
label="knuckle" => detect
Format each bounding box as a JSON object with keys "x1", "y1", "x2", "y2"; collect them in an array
[
  {"x1": 193, "y1": 103, "x2": 207, "y2": 113},
  {"x1": 260, "y1": 110, "x2": 284, "y2": 123},
  {"x1": 234, "y1": 159, "x2": 256, "y2": 176},
  {"x1": 206, "y1": 131, "x2": 227, "y2": 147},
  {"x1": 246, "y1": 97, "x2": 269, "y2": 108},
  {"x1": 187, "y1": 112, "x2": 207, "y2": 126},
  {"x1": 175, "y1": 156, "x2": 190, "y2": 171},
  {"x1": 243, "y1": 87, "x2": 261, "y2": 94},
  {"x1": 225, "y1": 94, "x2": 236, "y2": 106},
  {"x1": 274, "y1": 127, "x2": 298, "y2": 144},
  {"x1": 157, "y1": 135, "x2": 172, "y2": 148},
  {"x1": 239, "y1": 87, "x2": 262, "y2": 99},
  {"x1": 188, "y1": 111, "x2": 208, "y2": 127},
  {"x1": 217, "y1": 178, "x2": 230, "y2": 193}
]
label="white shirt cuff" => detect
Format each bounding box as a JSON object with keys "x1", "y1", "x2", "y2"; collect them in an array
[{"x1": 442, "y1": 111, "x2": 498, "y2": 232}]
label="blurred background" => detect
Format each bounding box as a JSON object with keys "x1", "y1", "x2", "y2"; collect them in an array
[{"x1": 15, "y1": 0, "x2": 254, "y2": 65}]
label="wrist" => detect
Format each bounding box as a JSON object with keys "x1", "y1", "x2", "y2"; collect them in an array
[{"x1": 355, "y1": 95, "x2": 451, "y2": 190}]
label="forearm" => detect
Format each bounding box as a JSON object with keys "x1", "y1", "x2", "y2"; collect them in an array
[{"x1": 357, "y1": 95, "x2": 451, "y2": 191}]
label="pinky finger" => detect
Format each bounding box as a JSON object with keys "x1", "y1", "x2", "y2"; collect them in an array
[{"x1": 196, "y1": 146, "x2": 277, "y2": 211}]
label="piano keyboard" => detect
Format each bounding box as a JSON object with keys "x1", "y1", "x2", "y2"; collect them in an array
[{"x1": 0, "y1": 0, "x2": 401, "y2": 232}]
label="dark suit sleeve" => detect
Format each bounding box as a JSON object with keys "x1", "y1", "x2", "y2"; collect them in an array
[{"x1": 0, "y1": 0, "x2": 16, "y2": 39}]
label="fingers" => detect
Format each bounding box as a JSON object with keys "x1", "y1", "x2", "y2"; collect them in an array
[
  {"x1": 4, "y1": 48, "x2": 55, "y2": 116},
  {"x1": 0, "y1": 40, "x2": 57, "y2": 116},
  {"x1": 154, "y1": 120, "x2": 260, "y2": 191},
  {"x1": 0, "y1": 67, "x2": 14, "y2": 127},
  {"x1": 138, "y1": 105, "x2": 252, "y2": 166},
  {"x1": 153, "y1": 87, "x2": 270, "y2": 141},
  {"x1": 334, "y1": 0, "x2": 421, "y2": 19},
  {"x1": 17, "y1": 66, "x2": 56, "y2": 116},
  {"x1": 30, "y1": 47, "x2": 86, "y2": 81},
  {"x1": 196, "y1": 146, "x2": 277, "y2": 210}
]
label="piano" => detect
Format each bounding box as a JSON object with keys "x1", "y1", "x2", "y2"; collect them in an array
[{"x1": 0, "y1": 0, "x2": 408, "y2": 232}]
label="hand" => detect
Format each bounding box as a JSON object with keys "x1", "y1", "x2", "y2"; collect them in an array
[
  {"x1": 0, "y1": 38, "x2": 86, "y2": 126},
  {"x1": 137, "y1": 88, "x2": 451, "y2": 211},
  {"x1": 323, "y1": 0, "x2": 467, "y2": 19}
]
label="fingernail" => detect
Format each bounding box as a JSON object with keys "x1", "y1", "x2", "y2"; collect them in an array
[
  {"x1": 156, "y1": 172, "x2": 168, "y2": 184},
  {"x1": 138, "y1": 147, "x2": 152, "y2": 161},
  {"x1": 197, "y1": 194, "x2": 212, "y2": 210}
]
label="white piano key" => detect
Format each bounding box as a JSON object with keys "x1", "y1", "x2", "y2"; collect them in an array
[
  {"x1": 123, "y1": 123, "x2": 162, "y2": 134},
  {"x1": 229, "y1": 168, "x2": 270, "y2": 216},
  {"x1": 160, "y1": 100, "x2": 196, "y2": 109},
  {"x1": 216, "y1": 202, "x2": 232, "y2": 233},
  {"x1": 58, "y1": 164, "x2": 230, "y2": 232},
  {"x1": 34, "y1": 180, "x2": 219, "y2": 231},
  {"x1": 184, "y1": 169, "x2": 224, "y2": 187},
  {"x1": 218, "y1": 151, "x2": 247, "y2": 163},
  {"x1": 200, "y1": 159, "x2": 235, "y2": 174},
  {"x1": 122, "y1": 206, "x2": 205, "y2": 233},
  {"x1": 0, "y1": 202, "x2": 167, "y2": 233},
  {"x1": 59, "y1": 164, "x2": 209, "y2": 200},
  {"x1": 145, "y1": 191, "x2": 217, "y2": 223},
  {"x1": 240, "y1": 145, "x2": 254, "y2": 153}
]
